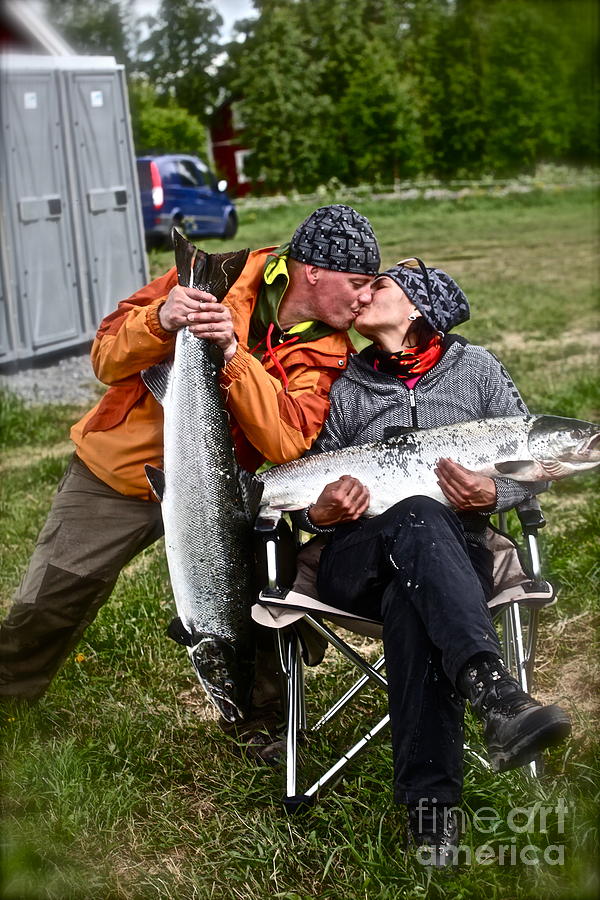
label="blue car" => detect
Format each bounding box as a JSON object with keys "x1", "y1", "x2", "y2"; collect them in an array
[{"x1": 136, "y1": 154, "x2": 238, "y2": 247}]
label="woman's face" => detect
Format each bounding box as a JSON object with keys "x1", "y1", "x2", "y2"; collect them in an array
[{"x1": 353, "y1": 275, "x2": 417, "y2": 340}]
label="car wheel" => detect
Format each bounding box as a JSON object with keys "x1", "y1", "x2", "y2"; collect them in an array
[{"x1": 223, "y1": 211, "x2": 238, "y2": 239}]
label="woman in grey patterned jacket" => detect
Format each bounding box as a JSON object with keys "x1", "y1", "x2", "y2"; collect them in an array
[{"x1": 307, "y1": 259, "x2": 570, "y2": 866}]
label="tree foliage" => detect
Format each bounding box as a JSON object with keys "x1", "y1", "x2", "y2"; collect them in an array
[
  {"x1": 43, "y1": 0, "x2": 132, "y2": 64},
  {"x1": 135, "y1": 0, "x2": 222, "y2": 121},
  {"x1": 128, "y1": 80, "x2": 207, "y2": 157},
  {"x1": 230, "y1": 0, "x2": 598, "y2": 190},
  {"x1": 42, "y1": 0, "x2": 598, "y2": 189}
]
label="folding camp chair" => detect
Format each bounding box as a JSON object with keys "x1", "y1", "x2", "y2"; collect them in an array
[{"x1": 252, "y1": 499, "x2": 556, "y2": 813}]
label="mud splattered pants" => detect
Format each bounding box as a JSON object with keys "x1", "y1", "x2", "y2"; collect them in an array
[{"x1": 316, "y1": 495, "x2": 500, "y2": 805}]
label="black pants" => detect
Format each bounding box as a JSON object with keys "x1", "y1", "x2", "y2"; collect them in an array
[{"x1": 317, "y1": 496, "x2": 500, "y2": 805}]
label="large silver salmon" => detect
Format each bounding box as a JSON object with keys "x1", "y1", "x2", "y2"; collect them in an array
[
  {"x1": 252, "y1": 415, "x2": 600, "y2": 517},
  {"x1": 143, "y1": 231, "x2": 254, "y2": 723}
]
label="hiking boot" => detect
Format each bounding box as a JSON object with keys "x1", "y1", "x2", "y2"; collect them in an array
[
  {"x1": 407, "y1": 802, "x2": 460, "y2": 867},
  {"x1": 252, "y1": 738, "x2": 286, "y2": 766},
  {"x1": 219, "y1": 709, "x2": 285, "y2": 766},
  {"x1": 457, "y1": 656, "x2": 571, "y2": 772}
]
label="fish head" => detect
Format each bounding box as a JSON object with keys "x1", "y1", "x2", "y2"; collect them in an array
[
  {"x1": 188, "y1": 636, "x2": 254, "y2": 723},
  {"x1": 528, "y1": 415, "x2": 600, "y2": 479}
]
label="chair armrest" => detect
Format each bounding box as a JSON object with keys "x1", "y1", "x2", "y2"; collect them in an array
[
  {"x1": 254, "y1": 511, "x2": 283, "y2": 534},
  {"x1": 253, "y1": 514, "x2": 297, "y2": 592},
  {"x1": 516, "y1": 497, "x2": 546, "y2": 534}
]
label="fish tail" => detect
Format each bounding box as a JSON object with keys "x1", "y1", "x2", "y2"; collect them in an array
[
  {"x1": 172, "y1": 227, "x2": 250, "y2": 299},
  {"x1": 238, "y1": 469, "x2": 264, "y2": 519}
]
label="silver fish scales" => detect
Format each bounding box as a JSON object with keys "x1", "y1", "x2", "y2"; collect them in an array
[
  {"x1": 254, "y1": 415, "x2": 600, "y2": 517},
  {"x1": 143, "y1": 231, "x2": 253, "y2": 723}
]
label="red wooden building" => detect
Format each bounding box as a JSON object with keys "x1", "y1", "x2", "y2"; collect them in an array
[{"x1": 210, "y1": 99, "x2": 260, "y2": 198}]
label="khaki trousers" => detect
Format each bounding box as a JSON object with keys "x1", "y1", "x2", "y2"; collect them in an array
[
  {"x1": 0, "y1": 455, "x2": 281, "y2": 716},
  {"x1": 0, "y1": 455, "x2": 164, "y2": 699}
]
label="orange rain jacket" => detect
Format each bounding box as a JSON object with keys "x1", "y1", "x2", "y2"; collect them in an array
[{"x1": 70, "y1": 247, "x2": 354, "y2": 500}]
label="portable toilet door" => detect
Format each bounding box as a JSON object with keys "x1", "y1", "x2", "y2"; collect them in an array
[
  {"x1": 0, "y1": 55, "x2": 86, "y2": 360},
  {"x1": 62, "y1": 59, "x2": 148, "y2": 327}
]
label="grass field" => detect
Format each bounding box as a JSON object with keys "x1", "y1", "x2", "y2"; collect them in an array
[{"x1": 1, "y1": 187, "x2": 598, "y2": 899}]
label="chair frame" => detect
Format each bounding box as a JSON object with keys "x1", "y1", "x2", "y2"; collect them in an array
[{"x1": 255, "y1": 501, "x2": 551, "y2": 813}]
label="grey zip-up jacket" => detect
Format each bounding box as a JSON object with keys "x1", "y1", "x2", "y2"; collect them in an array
[{"x1": 307, "y1": 336, "x2": 542, "y2": 521}]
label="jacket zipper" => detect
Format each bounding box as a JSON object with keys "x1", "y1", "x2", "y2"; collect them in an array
[
  {"x1": 408, "y1": 387, "x2": 418, "y2": 427},
  {"x1": 405, "y1": 338, "x2": 464, "y2": 428}
]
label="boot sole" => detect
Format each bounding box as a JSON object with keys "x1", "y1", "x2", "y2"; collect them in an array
[{"x1": 488, "y1": 707, "x2": 571, "y2": 772}]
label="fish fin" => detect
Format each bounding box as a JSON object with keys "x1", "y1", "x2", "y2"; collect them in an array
[
  {"x1": 166, "y1": 616, "x2": 194, "y2": 647},
  {"x1": 383, "y1": 425, "x2": 418, "y2": 439},
  {"x1": 238, "y1": 468, "x2": 264, "y2": 519},
  {"x1": 172, "y1": 228, "x2": 250, "y2": 299},
  {"x1": 141, "y1": 360, "x2": 173, "y2": 405},
  {"x1": 172, "y1": 228, "x2": 207, "y2": 287},
  {"x1": 203, "y1": 249, "x2": 251, "y2": 300},
  {"x1": 495, "y1": 460, "x2": 541, "y2": 478},
  {"x1": 145, "y1": 464, "x2": 165, "y2": 501},
  {"x1": 268, "y1": 502, "x2": 306, "y2": 511},
  {"x1": 539, "y1": 459, "x2": 571, "y2": 480}
]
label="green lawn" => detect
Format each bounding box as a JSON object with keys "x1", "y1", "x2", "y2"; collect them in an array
[{"x1": 1, "y1": 187, "x2": 598, "y2": 899}]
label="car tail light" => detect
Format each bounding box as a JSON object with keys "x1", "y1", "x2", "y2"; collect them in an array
[{"x1": 150, "y1": 161, "x2": 164, "y2": 209}]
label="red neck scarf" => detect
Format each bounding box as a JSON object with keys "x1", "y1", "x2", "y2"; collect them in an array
[{"x1": 365, "y1": 334, "x2": 444, "y2": 379}]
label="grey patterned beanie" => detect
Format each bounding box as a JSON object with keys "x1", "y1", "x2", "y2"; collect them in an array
[
  {"x1": 378, "y1": 262, "x2": 470, "y2": 333},
  {"x1": 289, "y1": 204, "x2": 380, "y2": 275}
]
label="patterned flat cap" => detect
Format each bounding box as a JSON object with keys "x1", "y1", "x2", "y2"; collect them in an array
[
  {"x1": 289, "y1": 204, "x2": 380, "y2": 275},
  {"x1": 379, "y1": 262, "x2": 470, "y2": 333}
]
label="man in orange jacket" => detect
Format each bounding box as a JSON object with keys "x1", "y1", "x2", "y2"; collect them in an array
[{"x1": 0, "y1": 205, "x2": 379, "y2": 754}]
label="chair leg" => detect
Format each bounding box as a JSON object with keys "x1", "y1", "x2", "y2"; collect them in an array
[
  {"x1": 300, "y1": 712, "x2": 390, "y2": 803},
  {"x1": 276, "y1": 621, "x2": 391, "y2": 812},
  {"x1": 296, "y1": 640, "x2": 307, "y2": 731},
  {"x1": 521, "y1": 525, "x2": 544, "y2": 777},
  {"x1": 525, "y1": 607, "x2": 540, "y2": 690},
  {"x1": 285, "y1": 634, "x2": 300, "y2": 801},
  {"x1": 312, "y1": 655, "x2": 386, "y2": 732},
  {"x1": 501, "y1": 605, "x2": 515, "y2": 673},
  {"x1": 302, "y1": 615, "x2": 388, "y2": 689},
  {"x1": 276, "y1": 629, "x2": 314, "y2": 812},
  {"x1": 521, "y1": 605, "x2": 543, "y2": 777},
  {"x1": 509, "y1": 603, "x2": 529, "y2": 693},
  {"x1": 500, "y1": 603, "x2": 541, "y2": 778}
]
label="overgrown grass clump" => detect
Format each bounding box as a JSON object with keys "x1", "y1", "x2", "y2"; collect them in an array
[{"x1": 1, "y1": 188, "x2": 598, "y2": 899}]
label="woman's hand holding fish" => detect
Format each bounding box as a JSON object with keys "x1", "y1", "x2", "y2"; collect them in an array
[
  {"x1": 308, "y1": 475, "x2": 370, "y2": 526},
  {"x1": 434, "y1": 458, "x2": 497, "y2": 510}
]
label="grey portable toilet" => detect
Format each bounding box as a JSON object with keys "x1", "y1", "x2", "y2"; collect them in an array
[
  {"x1": 61, "y1": 59, "x2": 148, "y2": 329},
  {"x1": 0, "y1": 54, "x2": 148, "y2": 366}
]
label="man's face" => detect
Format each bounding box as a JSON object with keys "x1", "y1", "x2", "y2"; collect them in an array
[{"x1": 310, "y1": 269, "x2": 374, "y2": 330}]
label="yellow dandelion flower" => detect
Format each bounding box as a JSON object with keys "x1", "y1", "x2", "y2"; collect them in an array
[{"x1": 75, "y1": 653, "x2": 86, "y2": 663}]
